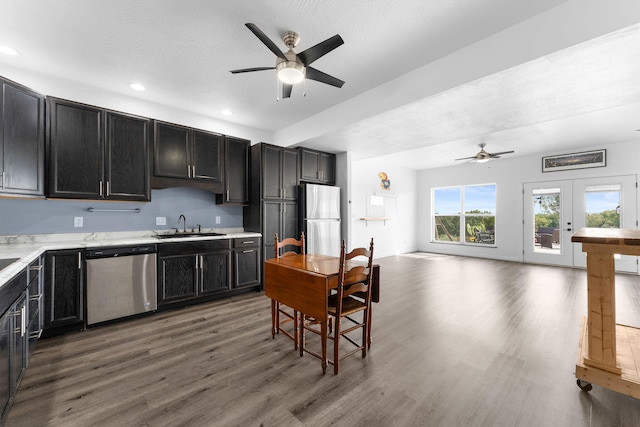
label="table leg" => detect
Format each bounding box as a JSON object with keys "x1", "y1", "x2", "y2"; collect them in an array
[{"x1": 584, "y1": 251, "x2": 621, "y2": 374}]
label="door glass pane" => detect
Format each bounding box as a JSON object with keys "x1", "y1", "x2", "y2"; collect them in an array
[
  {"x1": 585, "y1": 184, "x2": 620, "y2": 229},
  {"x1": 532, "y1": 188, "x2": 561, "y2": 253}
]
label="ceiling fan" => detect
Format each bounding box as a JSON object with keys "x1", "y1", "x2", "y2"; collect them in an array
[
  {"x1": 455, "y1": 143, "x2": 515, "y2": 163},
  {"x1": 230, "y1": 23, "x2": 345, "y2": 99}
]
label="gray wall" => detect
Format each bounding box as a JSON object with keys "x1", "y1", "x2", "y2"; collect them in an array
[{"x1": 0, "y1": 187, "x2": 242, "y2": 235}]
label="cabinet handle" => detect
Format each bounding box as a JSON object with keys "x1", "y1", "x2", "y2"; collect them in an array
[
  {"x1": 30, "y1": 264, "x2": 43, "y2": 271},
  {"x1": 226, "y1": 190, "x2": 230, "y2": 200},
  {"x1": 192, "y1": 165, "x2": 196, "y2": 177},
  {"x1": 99, "y1": 180, "x2": 104, "y2": 196},
  {"x1": 29, "y1": 329, "x2": 43, "y2": 339},
  {"x1": 195, "y1": 255, "x2": 199, "y2": 270},
  {"x1": 106, "y1": 181, "x2": 110, "y2": 196},
  {"x1": 21, "y1": 305, "x2": 26, "y2": 336},
  {"x1": 187, "y1": 165, "x2": 191, "y2": 179},
  {"x1": 242, "y1": 241, "x2": 255, "y2": 244},
  {"x1": 29, "y1": 293, "x2": 42, "y2": 301},
  {"x1": 242, "y1": 250, "x2": 254, "y2": 253},
  {"x1": 1, "y1": 171, "x2": 4, "y2": 190},
  {"x1": 78, "y1": 252, "x2": 82, "y2": 269}
]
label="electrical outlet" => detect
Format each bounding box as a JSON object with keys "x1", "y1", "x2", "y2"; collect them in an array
[
  {"x1": 74, "y1": 216, "x2": 83, "y2": 227},
  {"x1": 215, "y1": 216, "x2": 221, "y2": 224},
  {"x1": 156, "y1": 216, "x2": 166, "y2": 226}
]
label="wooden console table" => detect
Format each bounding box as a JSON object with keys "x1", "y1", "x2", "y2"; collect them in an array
[{"x1": 571, "y1": 228, "x2": 640, "y2": 398}]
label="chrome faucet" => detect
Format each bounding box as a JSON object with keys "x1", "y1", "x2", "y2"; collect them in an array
[{"x1": 178, "y1": 214, "x2": 186, "y2": 233}]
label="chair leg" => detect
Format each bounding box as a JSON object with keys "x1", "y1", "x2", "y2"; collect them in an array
[
  {"x1": 333, "y1": 316, "x2": 340, "y2": 375},
  {"x1": 271, "y1": 300, "x2": 277, "y2": 339},
  {"x1": 322, "y1": 320, "x2": 328, "y2": 375},
  {"x1": 293, "y1": 310, "x2": 298, "y2": 350},
  {"x1": 299, "y1": 313, "x2": 304, "y2": 357}
]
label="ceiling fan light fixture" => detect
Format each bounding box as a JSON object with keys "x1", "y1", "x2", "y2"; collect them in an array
[
  {"x1": 276, "y1": 61, "x2": 305, "y2": 84},
  {"x1": 477, "y1": 158, "x2": 490, "y2": 163}
]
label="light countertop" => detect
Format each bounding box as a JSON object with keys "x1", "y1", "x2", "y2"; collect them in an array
[{"x1": 0, "y1": 229, "x2": 261, "y2": 288}]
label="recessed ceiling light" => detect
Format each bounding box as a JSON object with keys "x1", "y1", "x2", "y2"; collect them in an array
[
  {"x1": 129, "y1": 83, "x2": 145, "y2": 91},
  {"x1": 0, "y1": 45, "x2": 19, "y2": 56},
  {"x1": 221, "y1": 109, "x2": 232, "y2": 116}
]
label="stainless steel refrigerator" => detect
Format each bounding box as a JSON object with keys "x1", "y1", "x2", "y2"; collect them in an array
[{"x1": 300, "y1": 183, "x2": 341, "y2": 257}]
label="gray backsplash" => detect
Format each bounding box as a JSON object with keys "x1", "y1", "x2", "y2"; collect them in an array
[{"x1": 0, "y1": 187, "x2": 242, "y2": 236}]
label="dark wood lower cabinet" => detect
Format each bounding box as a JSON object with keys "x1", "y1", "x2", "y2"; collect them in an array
[
  {"x1": 233, "y1": 238, "x2": 260, "y2": 288},
  {"x1": 158, "y1": 241, "x2": 234, "y2": 309},
  {"x1": 158, "y1": 239, "x2": 260, "y2": 309},
  {"x1": 201, "y1": 252, "x2": 231, "y2": 295},
  {"x1": 43, "y1": 250, "x2": 84, "y2": 338}
]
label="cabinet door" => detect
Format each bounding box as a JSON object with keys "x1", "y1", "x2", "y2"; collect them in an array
[
  {"x1": 282, "y1": 148, "x2": 299, "y2": 200},
  {"x1": 192, "y1": 130, "x2": 223, "y2": 182},
  {"x1": 1, "y1": 79, "x2": 45, "y2": 196},
  {"x1": 154, "y1": 121, "x2": 190, "y2": 179},
  {"x1": 263, "y1": 145, "x2": 282, "y2": 199},
  {"x1": 222, "y1": 137, "x2": 249, "y2": 204},
  {"x1": 105, "y1": 111, "x2": 151, "y2": 201},
  {"x1": 262, "y1": 201, "x2": 281, "y2": 261},
  {"x1": 282, "y1": 201, "x2": 299, "y2": 241},
  {"x1": 300, "y1": 148, "x2": 320, "y2": 182},
  {"x1": 47, "y1": 99, "x2": 103, "y2": 198},
  {"x1": 0, "y1": 310, "x2": 10, "y2": 419},
  {"x1": 200, "y1": 252, "x2": 231, "y2": 295},
  {"x1": 44, "y1": 250, "x2": 83, "y2": 331},
  {"x1": 10, "y1": 294, "x2": 26, "y2": 395},
  {"x1": 318, "y1": 152, "x2": 335, "y2": 185},
  {"x1": 158, "y1": 255, "x2": 197, "y2": 304},
  {"x1": 234, "y1": 247, "x2": 260, "y2": 288}
]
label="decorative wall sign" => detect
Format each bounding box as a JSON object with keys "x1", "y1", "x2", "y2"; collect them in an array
[
  {"x1": 378, "y1": 172, "x2": 391, "y2": 190},
  {"x1": 542, "y1": 149, "x2": 606, "y2": 172}
]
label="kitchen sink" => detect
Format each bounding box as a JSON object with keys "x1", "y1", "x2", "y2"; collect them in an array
[
  {"x1": 0, "y1": 257, "x2": 20, "y2": 271},
  {"x1": 155, "y1": 232, "x2": 227, "y2": 239}
]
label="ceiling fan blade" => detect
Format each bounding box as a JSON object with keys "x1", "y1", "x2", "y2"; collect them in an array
[
  {"x1": 298, "y1": 34, "x2": 344, "y2": 66},
  {"x1": 305, "y1": 67, "x2": 345, "y2": 88},
  {"x1": 245, "y1": 23, "x2": 288, "y2": 61},
  {"x1": 282, "y1": 83, "x2": 293, "y2": 99},
  {"x1": 454, "y1": 156, "x2": 478, "y2": 161},
  {"x1": 230, "y1": 66, "x2": 275, "y2": 74},
  {"x1": 488, "y1": 150, "x2": 515, "y2": 157}
]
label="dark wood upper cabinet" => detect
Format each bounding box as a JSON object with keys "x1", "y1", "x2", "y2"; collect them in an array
[
  {"x1": 193, "y1": 130, "x2": 223, "y2": 182},
  {"x1": 217, "y1": 136, "x2": 250, "y2": 205},
  {"x1": 152, "y1": 121, "x2": 224, "y2": 193},
  {"x1": 262, "y1": 144, "x2": 299, "y2": 200},
  {"x1": 0, "y1": 77, "x2": 45, "y2": 197},
  {"x1": 47, "y1": 97, "x2": 151, "y2": 201},
  {"x1": 105, "y1": 111, "x2": 151, "y2": 200},
  {"x1": 299, "y1": 147, "x2": 335, "y2": 185}
]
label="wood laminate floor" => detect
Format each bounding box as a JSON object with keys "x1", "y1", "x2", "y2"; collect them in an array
[{"x1": 6, "y1": 254, "x2": 640, "y2": 426}]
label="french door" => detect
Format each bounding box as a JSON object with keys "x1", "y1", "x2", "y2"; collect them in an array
[
  {"x1": 523, "y1": 175, "x2": 637, "y2": 272},
  {"x1": 523, "y1": 181, "x2": 573, "y2": 266}
]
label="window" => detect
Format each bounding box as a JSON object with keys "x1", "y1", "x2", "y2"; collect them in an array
[{"x1": 433, "y1": 184, "x2": 496, "y2": 245}]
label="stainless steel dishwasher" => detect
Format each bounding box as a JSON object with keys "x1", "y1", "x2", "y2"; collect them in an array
[{"x1": 85, "y1": 245, "x2": 157, "y2": 325}]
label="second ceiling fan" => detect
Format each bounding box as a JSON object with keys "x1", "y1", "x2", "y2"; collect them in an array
[{"x1": 230, "y1": 23, "x2": 345, "y2": 99}]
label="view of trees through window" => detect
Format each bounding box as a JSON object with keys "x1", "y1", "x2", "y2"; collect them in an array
[
  {"x1": 585, "y1": 186, "x2": 620, "y2": 228},
  {"x1": 433, "y1": 184, "x2": 496, "y2": 245}
]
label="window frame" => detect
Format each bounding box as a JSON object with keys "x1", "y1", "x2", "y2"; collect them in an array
[{"x1": 432, "y1": 183, "x2": 497, "y2": 246}]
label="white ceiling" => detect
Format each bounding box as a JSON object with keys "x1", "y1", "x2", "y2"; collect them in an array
[{"x1": 1, "y1": 0, "x2": 639, "y2": 170}]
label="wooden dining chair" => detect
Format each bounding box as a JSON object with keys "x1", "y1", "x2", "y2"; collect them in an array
[
  {"x1": 301, "y1": 238, "x2": 374, "y2": 374},
  {"x1": 272, "y1": 232, "x2": 305, "y2": 348}
]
